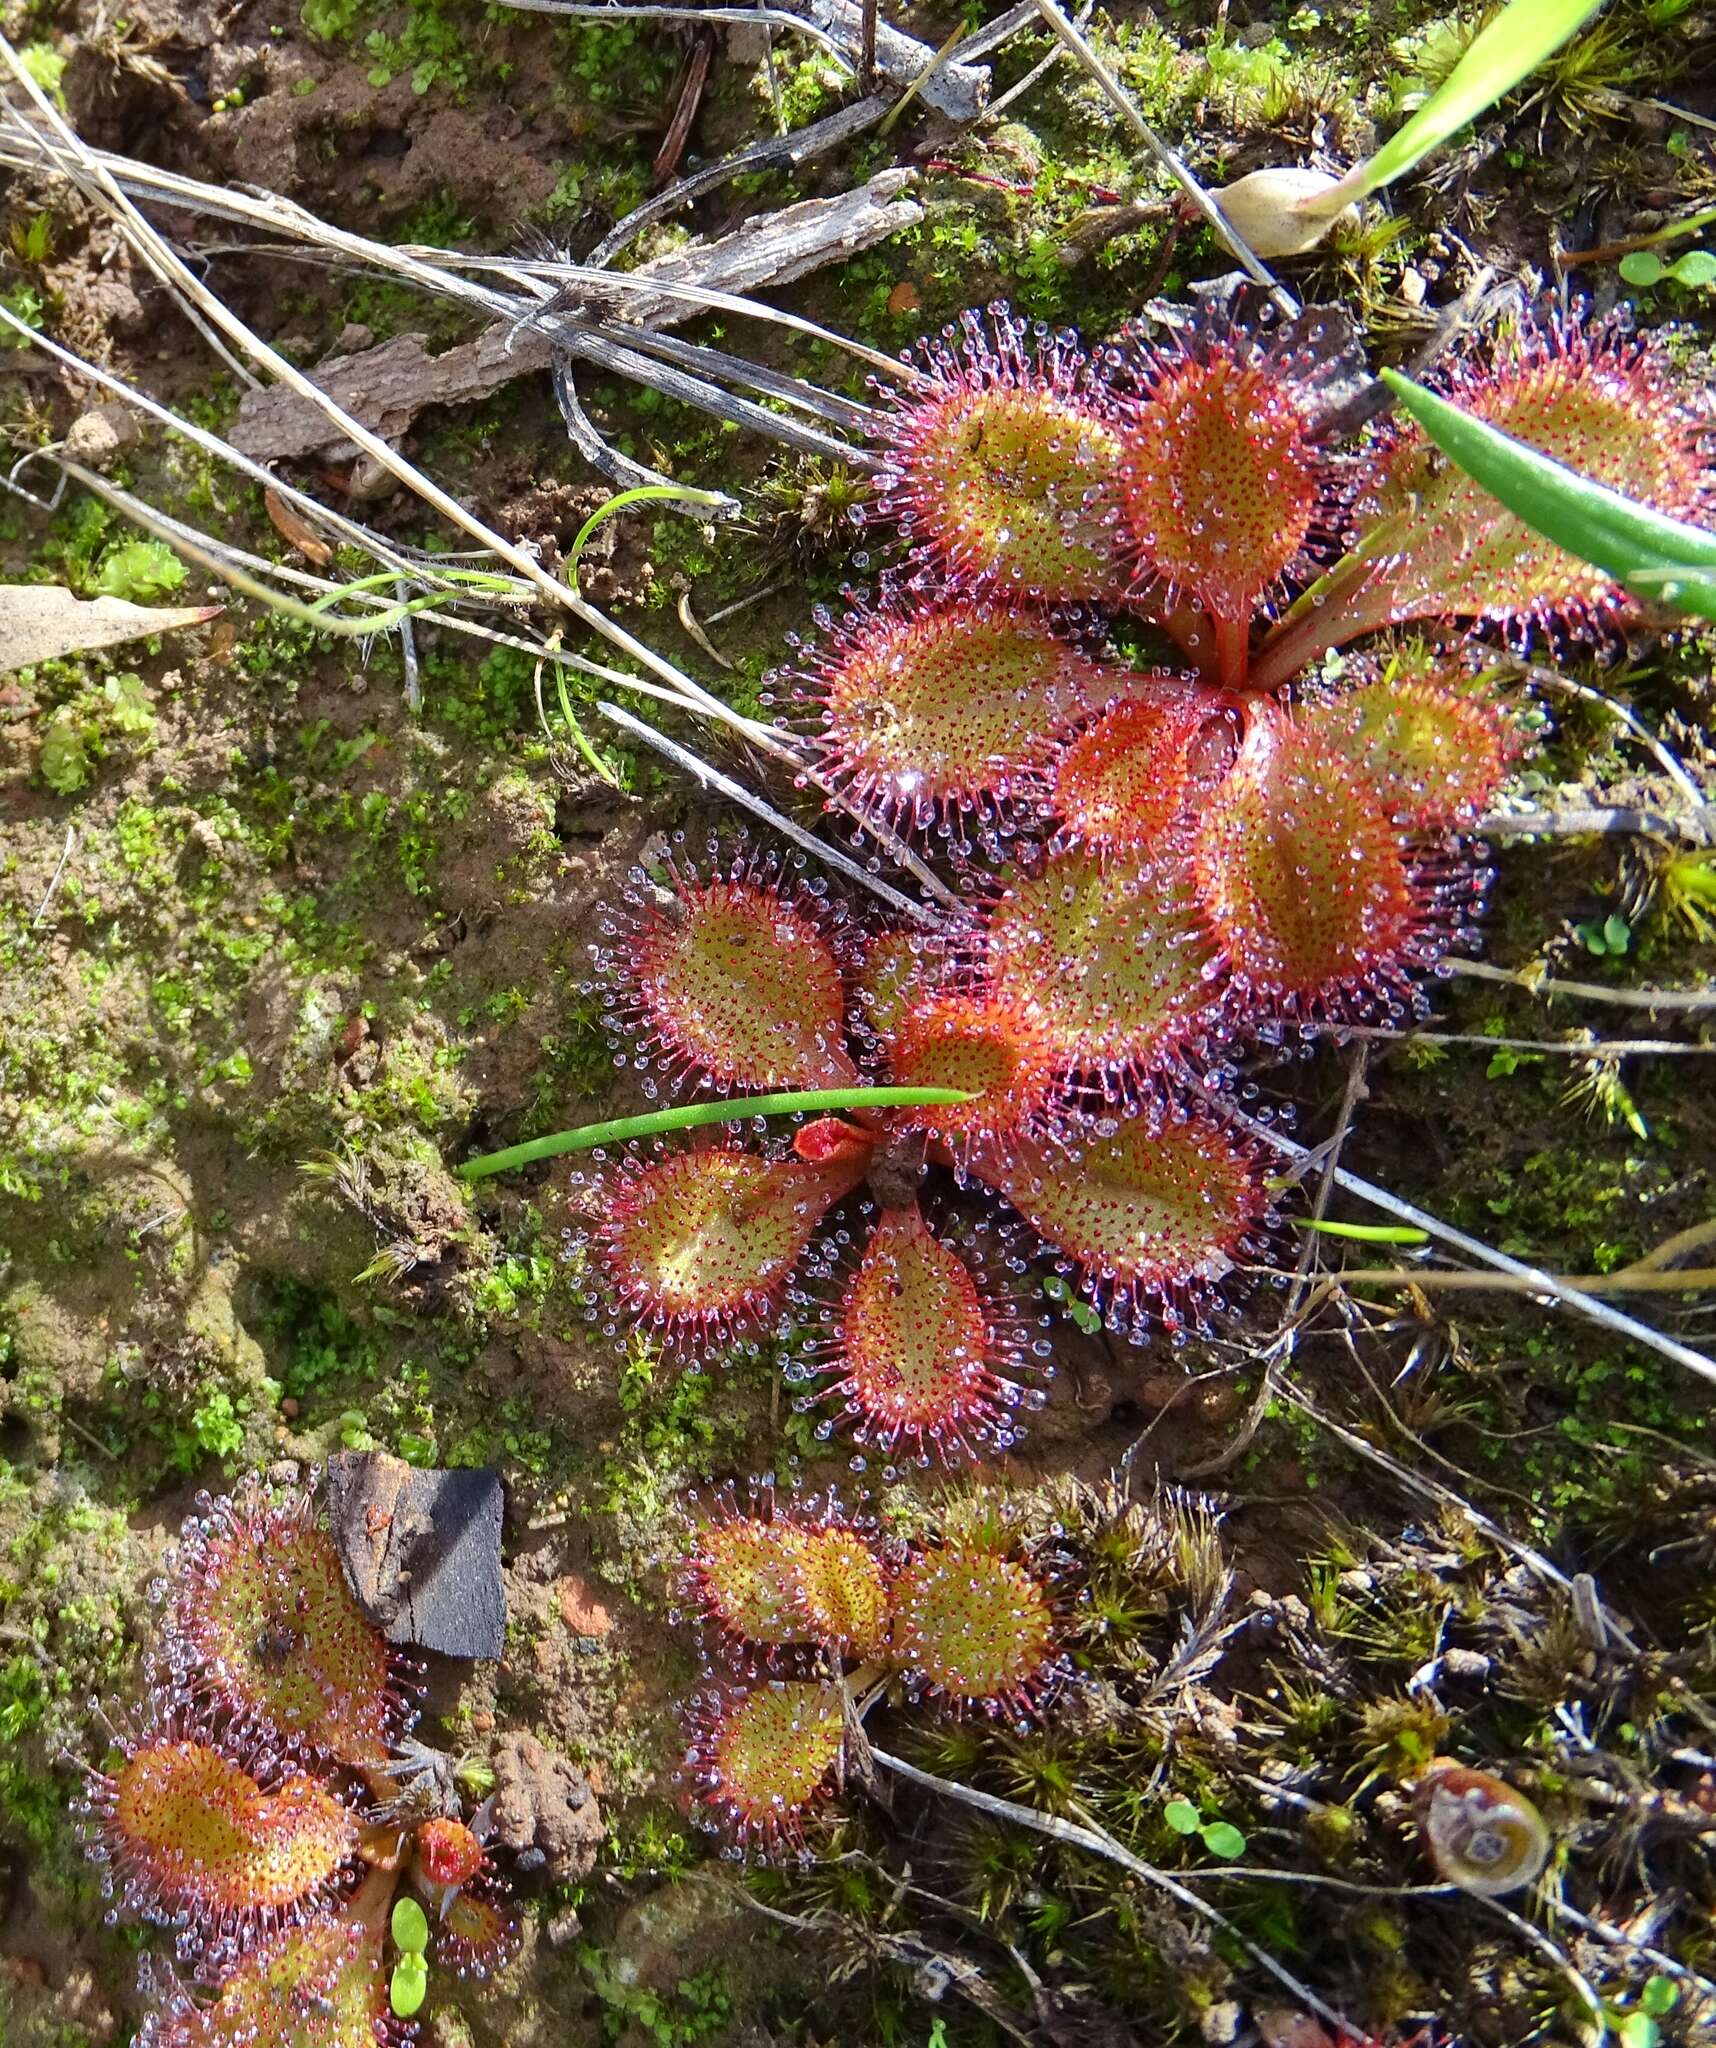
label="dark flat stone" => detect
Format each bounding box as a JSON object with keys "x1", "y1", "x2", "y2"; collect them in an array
[{"x1": 327, "y1": 1451, "x2": 507, "y2": 1662}]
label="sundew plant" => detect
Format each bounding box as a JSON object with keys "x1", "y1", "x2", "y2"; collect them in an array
[{"x1": 565, "y1": 295, "x2": 1711, "y2": 1469}]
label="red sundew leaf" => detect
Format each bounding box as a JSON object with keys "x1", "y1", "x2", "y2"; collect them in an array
[
  {"x1": 981, "y1": 1107, "x2": 1267, "y2": 1324},
  {"x1": 142, "y1": 1918, "x2": 406, "y2": 2048},
  {"x1": 883, "y1": 989, "x2": 1059, "y2": 1151},
  {"x1": 1116, "y1": 347, "x2": 1323, "y2": 619},
  {"x1": 827, "y1": 1206, "x2": 1026, "y2": 1460},
  {"x1": 593, "y1": 1144, "x2": 864, "y2": 1346},
  {"x1": 685, "y1": 1517, "x2": 818, "y2": 1646},
  {"x1": 889, "y1": 1542, "x2": 1060, "y2": 1712},
  {"x1": 677, "y1": 1489, "x2": 890, "y2": 1659},
  {"x1": 869, "y1": 304, "x2": 1126, "y2": 603},
  {"x1": 1192, "y1": 711, "x2": 1424, "y2": 1009},
  {"x1": 434, "y1": 1882, "x2": 519, "y2": 1980},
  {"x1": 99, "y1": 1739, "x2": 356, "y2": 1929},
  {"x1": 1048, "y1": 681, "x2": 1227, "y2": 855},
  {"x1": 1298, "y1": 667, "x2": 1517, "y2": 830},
  {"x1": 1370, "y1": 309, "x2": 1716, "y2": 635},
  {"x1": 158, "y1": 1481, "x2": 409, "y2": 1768},
  {"x1": 984, "y1": 847, "x2": 1223, "y2": 1074},
  {"x1": 1110, "y1": 303, "x2": 1366, "y2": 625},
  {"x1": 623, "y1": 870, "x2": 856, "y2": 1093},
  {"x1": 791, "y1": 592, "x2": 1115, "y2": 839},
  {"x1": 413, "y1": 1817, "x2": 486, "y2": 1889},
  {"x1": 684, "y1": 1680, "x2": 846, "y2": 1852}
]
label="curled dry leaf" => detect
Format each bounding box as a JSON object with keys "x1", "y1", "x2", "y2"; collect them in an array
[
  {"x1": 264, "y1": 487, "x2": 335, "y2": 567},
  {"x1": 0, "y1": 584, "x2": 221, "y2": 676}
]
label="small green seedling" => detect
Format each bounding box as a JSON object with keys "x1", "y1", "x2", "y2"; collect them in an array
[
  {"x1": 91, "y1": 540, "x2": 188, "y2": 604},
  {"x1": 1043, "y1": 1275, "x2": 1103, "y2": 1335},
  {"x1": 1619, "y1": 247, "x2": 1716, "y2": 291},
  {"x1": 1163, "y1": 1798, "x2": 1247, "y2": 1860},
  {"x1": 1613, "y1": 1972, "x2": 1679, "y2": 2048},
  {"x1": 391, "y1": 1894, "x2": 431, "y2": 2019},
  {"x1": 1573, "y1": 912, "x2": 1632, "y2": 958}
]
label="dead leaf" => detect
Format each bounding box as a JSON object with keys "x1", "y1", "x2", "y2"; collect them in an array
[
  {"x1": 0, "y1": 584, "x2": 220, "y2": 676},
  {"x1": 264, "y1": 486, "x2": 334, "y2": 567}
]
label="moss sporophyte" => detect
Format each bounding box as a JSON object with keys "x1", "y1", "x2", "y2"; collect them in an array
[
  {"x1": 78, "y1": 1477, "x2": 517, "y2": 2045},
  {"x1": 540, "y1": 295, "x2": 1712, "y2": 1475}
]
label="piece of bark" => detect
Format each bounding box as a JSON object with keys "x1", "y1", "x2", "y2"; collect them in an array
[
  {"x1": 231, "y1": 170, "x2": 922, "y2": 466},
  {"x1": 809, "y1": 0, "x2": 990, "y2": 119},
  {"x1": 326, "y1": 1450, "x2": 507, "y2": 1662}
]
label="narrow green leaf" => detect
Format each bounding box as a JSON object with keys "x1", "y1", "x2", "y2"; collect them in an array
[
  {"x1": 1381, "y1": 368, "x2": 1716, "y2": 621},
  {"x1": 1297, "y1": 1219, "x2": 1431, "y2": 1245},
  {"x1": 391, "y1": 1897, "x2": 430, "y2": 1954},
  {"x1": 455, "y1": 1085, "x2": 975, "y2": 1181},
  {"x1": 1163, "y1": 1799, "x2": 1203, "y2": 1835},
  {"x1": 565, "y1": 484, "x2": 728, "y2": 583},
  {"x1": 390, "y1": 1953, "x2": 428, "y2": 2019},
  {"x1": 1342, "y1": 0, "x2": 1605, "y2": 201}
]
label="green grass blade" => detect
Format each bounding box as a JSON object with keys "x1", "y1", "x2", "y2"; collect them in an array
[
  {"x1": 455, "y1": 1085, "x2": 973, "y2": 1180},
  {"x1": 1380, "y1": 368, "x2": 1716, "y2": 620},
  {"x1": 1338, "y1": 0, "x2": 1605, "y2": 202},
  {"x1": 1296, "y1": 1219, "x2": 1430, "y2": 1245}
]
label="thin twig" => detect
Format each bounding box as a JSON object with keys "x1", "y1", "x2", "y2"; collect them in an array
[
  {"x1": 1337, "y1": 1026, "x2": 1708, "y2": 1057},
  {"x1": 867, "y1": 1746, "x2": 1368, "y2": 2044},
  {"x1": 586, "y1": 92, "x2": 890, "y2": 267},
  {"x1": 1448, "y1": 957, "x2": 1716, "y2": 1014},
  {"x1": 595, "y1": 700, "x2": 941, "y2": 926},
  {"x1": 1479, "y1": 1895, "x2": 1610, "y2": 2045},
  {"x1": 1183, "y1": 1047, "x2": 1368, "y2": 1481},
  {"x1": 1544, "y1": 1895, "x2": 1716, "y2": 2000},
  {"x1": 1026, "y1": 0, "x2": 1297, "y2": 318},
  {"x1": 1477, "y1": 803, "x2": 1716, "y2": 843},
  {"x1": 1288, "y1": 1263, "x2": 1716, "y2": 1298},
  {"x1": 29, "y1": 826, "x2": 76, "y2": 927},
  {"x1": 1514, "y1": 661, "x2": 1708, "y2": 814},
  {"x1": 986, "y1": 0, "x2": 1089, "y2": 121},
  {"x1": 1220, "y1": 1099, "x2": 1716, "y2": 1390},
  {"x1": 1277, "y1": 1378, "x2": 1583, "y2": 1603}
]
